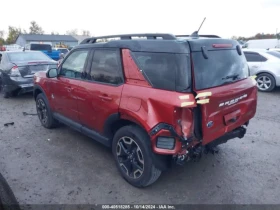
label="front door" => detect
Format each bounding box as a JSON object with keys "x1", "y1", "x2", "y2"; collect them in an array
[
  {"x1": 50, "y1": 49, "x2": 90, "y2": 122},
  {"x1": 76, "y1": 48, "x2": 124, "y2": 134}
]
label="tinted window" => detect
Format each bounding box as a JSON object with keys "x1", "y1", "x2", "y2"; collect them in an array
[
  {"x1": 132, "y1": 52, "x2": 190, "y2": 92},
  {"x1": 8, "y1": 52, "x2": 51, "y2": 62},
  {"x1": 60, "y1": 50, "x2": 89, "y2": 79},
  {"x1": 244, "y1": 52, "x2": 267, "y2": 62},
  {"x1": 193, "y1": 49, "x2": 249, "y2": 90},
  {"x1": 30, "y1": 44, "x2": 52, "y2": 51},
  {"x1": 89, "y1": 50, "x2": 123, "y2": 84},
  {"x1": 267, "y1": 51, "x2": 280, "y2": 59}
]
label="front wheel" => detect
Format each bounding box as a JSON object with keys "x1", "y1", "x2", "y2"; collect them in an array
[
  {"x1": 36, "y1": 93, "x2": 58, "y2": 129},
  {"x1": 256, "y1": 73, "x2": 276, "y2": 92},
  {"x1": 112, "y1": 125, "x2": 162, "y2": 188}
]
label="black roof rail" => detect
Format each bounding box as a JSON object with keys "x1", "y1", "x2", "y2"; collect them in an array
[
  {"x1": 80, "y1": 33, "x2": 177, "y2": 44},
  {"x1": 176, "y1": 34, "x2": 221, "y2": 38}
]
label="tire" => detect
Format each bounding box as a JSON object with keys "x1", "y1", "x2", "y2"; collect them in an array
[
  {"x1": 0, "y1": 173, "x2": 20, "y2": 210},
  {"x1": 36, "y1": 93, "x2": 58, "y2": 129},
  {"x1": 256, "y1": 73, "x2": 276, "y2": 92},
  {"x1": 112, "y1": 125, "x2": 162, "y2": 188},
  {"x1": 0, "y1": 78, "x2": 9, "y2": 99}
]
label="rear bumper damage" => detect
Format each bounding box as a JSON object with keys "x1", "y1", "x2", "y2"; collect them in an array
[
  {"x1": 2, "y1": 76, "x2": 34, "y2": 94},
  {"x1": 174, "y1": 123, "x2": 248, "y2": 164}
]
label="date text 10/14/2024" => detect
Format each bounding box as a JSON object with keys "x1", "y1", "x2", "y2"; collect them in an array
[{"x1": 101, "y1": 205, "x2": 176, "y2": 209}]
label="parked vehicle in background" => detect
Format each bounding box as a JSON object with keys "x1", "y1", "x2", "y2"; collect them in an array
[
  {"x1": 0, "y1": 50, "x2": 57, "y2": 98},
  {"x1": 243, "y1": 48, "x2": 280, "y2": 92},
  {"x1": 25, "y1": 43, "x2": 60, "y2": 61},
  {"x1": 53, "y1": 47, "x2": 69, "y2": 55},
  {"x1": 33, "y1": 33, "x2": 257, "y2": 187},
  {"x1": 245, "y1": 39, "x2": 280, "y2": 49},
  {"x1": 267, "y1": 48, "x2": 280, "y2": 53}
]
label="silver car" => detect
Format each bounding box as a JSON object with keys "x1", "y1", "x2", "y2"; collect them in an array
[{"x1": 243, "y1": 49, "x2": 280, "y2": 92}]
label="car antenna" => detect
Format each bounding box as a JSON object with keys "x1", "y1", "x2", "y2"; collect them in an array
[{"x1": 190, "y1": 17, "x2": 206, "y2": 38}]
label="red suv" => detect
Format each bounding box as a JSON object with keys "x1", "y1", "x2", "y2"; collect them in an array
[{"x1": 33, "y1": 33, "x2": 258, "y2": 187}]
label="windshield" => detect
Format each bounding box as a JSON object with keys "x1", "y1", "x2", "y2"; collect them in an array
[
  {"x1": 267, "y1": 51, "x2": 280, "y2": 59},
  {"x1": 30, "y1": 44, "x2": 52, "y2": 51},
  {"x1": 8, "y1": 52, "x2": 52, "y2": 62},
  {"x1": 192, "y1": 49, "x2": 249, "y2": 90},
  {"x1": 132, "y1": 52, "x2": 191, "y2": 92}
]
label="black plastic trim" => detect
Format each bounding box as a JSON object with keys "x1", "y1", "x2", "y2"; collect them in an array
[
  {"x1": 206, "y1": 126, "x2": 246, "y2": 148},
  {"x1": 150, "y1": 123, "x2": 185, "y2": 142},
  {"x1": 80, "y1": 33, "x2": 177, "y2": 44},
  {"x1": 53, "y1": 113, "x2": 110, "y2": 147},
  {"x1": 33, "y1": 84, "x2": 47, "y2": 100},
  {"x1": 103, "y1": 113, "x2": 120, "y2": 139}
]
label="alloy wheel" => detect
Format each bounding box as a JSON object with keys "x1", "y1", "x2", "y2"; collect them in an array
[
  {"x1": 257, "y1": 76, "x2": 271, "y2": 91},
  {"x1": 116, "y1": 136, "x2": 144, "y2": 179},
  {"x1": 36, "y1": 98, "x2": 48, "y2": 125}
]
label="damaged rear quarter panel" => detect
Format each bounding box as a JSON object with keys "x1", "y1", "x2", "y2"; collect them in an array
[{"x1": 119, "y1": 84, "x2": 196, "y2": 154}]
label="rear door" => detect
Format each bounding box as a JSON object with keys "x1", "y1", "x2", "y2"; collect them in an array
[
  {"x1": 191, "y1": 42, "x2": 258, "y2": 145},
  {"x1": 76, "y1": 48, "x2": 124, "y2": 134}
]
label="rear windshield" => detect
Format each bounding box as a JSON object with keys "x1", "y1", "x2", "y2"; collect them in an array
[
  {"x1": 132, "y1": 52, "x2": 190, "y2": 92},
  {"x1": 192, "y1": 50, "x2": 249, "y2": 90},
  {"x1": 267, "y1": 51, "x2": 280, "y2": 59},
  {"x1": 30, "y1": 44, "x2": 52, "y2": 51},
  {"x1": 8, "y1": 52, "x2": 51, "y2": 62}
]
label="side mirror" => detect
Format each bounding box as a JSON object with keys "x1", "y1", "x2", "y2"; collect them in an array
[{"x1": 46, "y1": 68, "x2": 58, "y2": 78}]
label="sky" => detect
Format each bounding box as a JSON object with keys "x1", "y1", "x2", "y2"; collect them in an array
[{"x1": 1, "y1": 0, "x2": 280, "y2": 39}]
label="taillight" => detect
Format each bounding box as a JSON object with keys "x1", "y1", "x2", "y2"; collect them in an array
[
  {"x1": 10, "y1": 66, "x2": 21, "y2": 77},
  {"x1": 212, "y1": 44, "x2": 233, "y2": 48}
]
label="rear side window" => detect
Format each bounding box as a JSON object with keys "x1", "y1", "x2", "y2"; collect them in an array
[
  {"x1": 132, "y1": 52, "x2": 190, "y2": 92},
  {"x1": 7, "y1": 52, "x2": 51, "y2": 62},
  {"x1": 30, "y1": 44, "x2": 52, "y2": 51},
  {"x1": 244, "y1": 52, "x2": 267, "y2": 62},
  {"x1": 89, "y1": 49, "x2": 123, "y2": 85},
  {"x1": 192, "y1": 49, "x2": 249, "y2": 90}
]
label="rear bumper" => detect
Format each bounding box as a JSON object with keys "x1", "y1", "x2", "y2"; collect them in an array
[
  {"x1": 205, "y1": 125, "x2": 247, "y2": 149},
  {"x1": 3, "y1": 76, "x2": 33, "y2": 93}
]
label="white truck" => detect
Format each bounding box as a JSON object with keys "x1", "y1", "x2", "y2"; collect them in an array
[{"x1": 245, "y1": 39, "x2": 280, "y2": 49}]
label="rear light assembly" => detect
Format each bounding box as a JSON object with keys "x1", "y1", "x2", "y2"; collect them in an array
[
  {"x1": 156, "y1": 136, "x2": 175, "y2": 150},
  {"x1": 212, "y1": 44, "x2": 233, "y2": 48},
  {"x1": 10, "y1": 66, "x2": 21, "y2": 77}
]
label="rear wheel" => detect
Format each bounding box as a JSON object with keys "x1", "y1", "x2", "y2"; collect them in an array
[
  {"x1": 256, "y1": 73, "x2": 276, "y2": 92},
  {"x1": 112, "y1": 125, "x2": 162, "y2": 188},
  {"x1": 0, "y1": 78, "x2": 10, "y2": 99},
  {"x1": 36, "y1": 93, "x2": 58, "y2": 129}
]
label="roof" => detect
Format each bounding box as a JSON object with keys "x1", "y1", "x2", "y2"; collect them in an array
[
  {"x1": 75, "y1": 39, "x2": 191, "y2": 53},
  {"x1": 17, "y1": 34, "x2": 78, "y2": 42}
]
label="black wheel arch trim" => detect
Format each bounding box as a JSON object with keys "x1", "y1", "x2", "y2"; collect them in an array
[{"x1": 33, "y1": 84, "x2": 47, "y2": 101}]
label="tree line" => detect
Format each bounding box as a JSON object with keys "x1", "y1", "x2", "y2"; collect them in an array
[
  {"x1": 0, "y1": 21, "x2": 91, "y2": 46},
  {"x1": 232, "y1": 33, "x2": 280, "y2": 41}
]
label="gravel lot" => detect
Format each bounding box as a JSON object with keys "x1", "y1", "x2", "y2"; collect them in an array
[{"x1": 0, "y1": 89, "x2": 280, "y2": 205}]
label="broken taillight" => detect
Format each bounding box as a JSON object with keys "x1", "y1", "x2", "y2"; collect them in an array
[{"x1": 10, "y1": 66, "x2": 21, "y2": 77}]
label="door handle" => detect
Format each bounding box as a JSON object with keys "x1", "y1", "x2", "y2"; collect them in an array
[{"x1": 98, "y1": 95, "x2": 112, "y2": 101}]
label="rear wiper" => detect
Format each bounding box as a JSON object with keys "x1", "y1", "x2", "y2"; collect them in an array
[{"x1": 222, "y1": 74, "x2": 240, "y2": 80}]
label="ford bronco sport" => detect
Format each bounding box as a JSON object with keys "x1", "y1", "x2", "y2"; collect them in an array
[{"x1": 33, "y1": 33, "x2": 258, "y2": 187}]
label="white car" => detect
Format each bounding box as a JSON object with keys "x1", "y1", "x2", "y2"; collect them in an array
[{"x1": 242, "y1": 49, "x2": 280, "y2": 92}]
